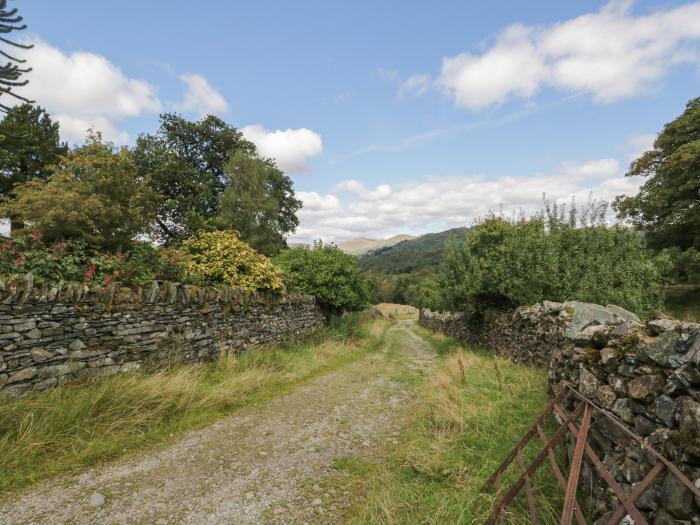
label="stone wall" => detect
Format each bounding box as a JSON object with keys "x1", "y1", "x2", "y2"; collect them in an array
[
  {"x1": 420, "y1": 303, "x2": 700, "y2": 523},
  {"x1": 0, "y1": 274, "x2": 324, "y2": 396}
]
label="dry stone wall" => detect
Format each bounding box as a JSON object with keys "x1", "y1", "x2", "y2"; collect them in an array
[
  {"x1": 0, "y1": 274, "x2": 324, "y2": 396},
  {"x1": 420, "y1": 302, "x2": 700, "y2": 523}
]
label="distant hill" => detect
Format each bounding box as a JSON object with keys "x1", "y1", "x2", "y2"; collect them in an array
[
  {"x1": 358, "y1": 227, "x2": 470, "y2": 274},
  {"x1": 337, "y1": 234, "x2": 416, "y2": 256}
]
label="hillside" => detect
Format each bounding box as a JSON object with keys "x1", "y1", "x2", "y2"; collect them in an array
[
  {"x1": 358, "y1": 227, "x2": 469, "y2": 274},
  {"x1": 337, "y1": 234, "x2": 416, "y2": 255}
]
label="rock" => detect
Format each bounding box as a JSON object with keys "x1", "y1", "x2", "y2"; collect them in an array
[
  {"x1": 648, "y1": 318, "x2": 681, "y2": 336},
  {"x1": 612, "y1": 398, "x2": 635, "y2": 424},
  {"x1": 633, "y1": 414, "x2": 656, "y2": 436},
  {"x1": 574, "y1": 324, "x2": 613, "y2": 348},
  {"x1": 676, "y1": 397, "x2": 700, "y2": 436},
  {"x1": 69, "y1": 339, "x2": 87, "y2": 352},
  {"x1": 660, "y1": 471, "x2": 694, "y2": 518},
  {"x1": 543, "y1": 301, "x2": 563, "y2": 314},
  {"x1": 30, "y1": 347, "x2": 53, "y2": 362},
  {"x1": 580, "y1": 368, "x2": 601, "y2": 397},
  {"x1": 674, "y1": 364, "x2": 700, "y2": 388},
  {"x1": 89, "y1": 491, "x2": 106, "y2": 507},
  {"x1": 8, "y1": 366, "x2": 37, "y2": 383},
  {"x1": 652, "y1": 395, "x2": 677, "y2": 428},
  {"x1": 606, "y1": 304, "x2": 641, "y2": 324},
  {"x1": 600, "y1": 347, "x2": 619, "y2": 366},
  {"x1": 635, "y1": 485, "x2": 659, "y2": 511},
  {"x1": 564, "y1": 302, "x2": 626, "y2": 338},
  {"x1": 628, "y1": 374, "x2": 665, "y2": 402},
  {"x1": 653, "y1": 508, "x2": 679, "y2": 525},
  {"x1": 638, "y1": 331, "x2": 683, "y2": 367},
  {"x1": 596, "y1": 385, "x2": 616, "y2": 408}
]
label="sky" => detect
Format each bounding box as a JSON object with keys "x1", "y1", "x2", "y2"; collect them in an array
[{"x1": 11, "y1": 0, "x2": 700, "y2": 243}]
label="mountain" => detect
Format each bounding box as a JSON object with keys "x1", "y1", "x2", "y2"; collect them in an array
[
  {"x1": 337, "y1": 234, "x2": 416, "y2": 256},
  {"x1": 358, "y1": 227, "x2": 470, "y2": 274}
]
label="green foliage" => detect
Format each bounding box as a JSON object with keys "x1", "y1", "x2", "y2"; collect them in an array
[
  {"x1": 275, "y1": 242, "x2": 369, "y2": 312},
  {"x1": 216, "y1": 150, "x2": 301, "y2": 256},
  {"x1": 359, "y1": 227, "x2": 468, "y2": 274},
  {"x1": 366, "y1": 270, "x2": 444, "y2": 310},
  {"x1": 179, "y1": 230, "x2": 284, "y2": 291},
  {"x1": 0, "y1": 133, "x2": 157, "y2": 251},
  {"x1": 133, "y1": 114, "x2": 257, "y2": 243},
  {"x1": 0, "y1": 232, "x2": 183, "y2": 286},
  {"x1": 0, "y1": 105, "x2": 68, "y2": 200},
  {"x1": 615, "y1": 97, "x2": 700, "y2": 283},
  {"x1": 443, "y1": 202, "x2": 665, "y2": 314}
]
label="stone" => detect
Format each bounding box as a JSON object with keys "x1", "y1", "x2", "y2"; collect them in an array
[
  {"x1": 653, "y1": 509, "x2": 679, "y2": 525},
  {"x1": 647, "y1": 318, "x2": 681, "y2": 336},
  {"x1": 660, "y1": 471, "x2": 694, "y2": 518},
  {"x1": 8, "y1": 366, "x2": 36, "y2": 383},
  {"x1": 564, "y1": 301, "x2": 622, "y2": 338},
  {"x1": 674, "y1": 364, "x2": 700, "y2": 388},
  {"x1": 596, "y1": 385, "x2": 616, "y2": 408},
  {"x1": 628, "y1": 374, "x2": 665, "y2": 401},
  {"x1": 580, "y1": 368, "x2": 601, "y2": 397},
  {"x1": 600, "y1": 347, "x2": 619, "y2": 366},
  {"x1": 633, "y1": 414, "x2": 656, "y2": 436},
  {"x1": 676, "y1": 397, "x2": 700, "y2": 436},
  {"x1": 612, "y1": 398, "x2": 635, "y2": 424},
  {"x1": 574, "y1": 324, "x2": 612, "y2": 348},
  {"x1": 68, "y1": 339, "x2": 86, "y2": 351},
  {"x1": 652, "y1": 395, "x2": 677, "y2": 428},
  {"x1": 25, "y1": 328, "x2": 42, "y2": 339},
  {"x1": 30, "y1": 347, "x2": 53, "y2": 362},
  {"x1": 638, "y1": 331, "x2": 683, "y2": 367},
  {"x1": 89, "y1": 492, "x2": 106, "y2": 507}
]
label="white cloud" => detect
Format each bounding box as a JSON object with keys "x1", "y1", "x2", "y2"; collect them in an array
[
  {"x1": 291, "y1": 158, "x2": 642, "y2": 244},
  {"x1": 437, "y1": 1, "x2": 700, "y2": 109},
  {"x1": 624, "y1": 133, "x2": 656, "y2": 162},
  {"x1": 241, "y1": 124, "x2": 323, "y2": 173},
  {"x1": 17, "y1": 39, "x2": 161, "y2": 143},
  {"x1": 398, "y1": 74, "x2": 431, "y2": 97},
  {"x1": 175, "y1": 73, "x2": 229, "y2": 116}
]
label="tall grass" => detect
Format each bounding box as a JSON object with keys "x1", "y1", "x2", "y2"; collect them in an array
[
  {"x1": 0, "y1": 314, "x2": 387, "y2": 494},
  {"x1": 347, "y1": 328, "x2": 556, "y2": 524}
]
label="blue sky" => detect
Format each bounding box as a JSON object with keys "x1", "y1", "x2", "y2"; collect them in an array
[{"x1": 15, "y1": 0, "x2": 700, "y2": 242}]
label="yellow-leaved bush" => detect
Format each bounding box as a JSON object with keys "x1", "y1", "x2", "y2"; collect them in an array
[{"x1": 179, "y1": 230, "x2": 285, "y2": 291}]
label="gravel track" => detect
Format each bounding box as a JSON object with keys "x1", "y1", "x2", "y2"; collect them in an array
[{"x1": 0, "y1": 320, "x2": 434, "y2": 525}]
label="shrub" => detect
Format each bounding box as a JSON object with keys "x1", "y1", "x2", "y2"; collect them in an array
[
  {"x1": 179, "y1": 230, "x2": 284, "y2": 291},
  {"x1": 0, "y1": 231, "x2": 184, "y2": 286},
  {"x1": 274, "y1": 242, "x2": 369, "y2": 312},
  {"x1": 443, "y1": 202, "x2": 666, "y2": 314}
]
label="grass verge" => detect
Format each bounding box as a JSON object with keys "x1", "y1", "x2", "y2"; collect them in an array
[
  {"x1": 0, "y1": 313, "x2": 389, "y2": 495},
  {"x1": 344, "y1": 326, "x2": 558, "y2": 524}
]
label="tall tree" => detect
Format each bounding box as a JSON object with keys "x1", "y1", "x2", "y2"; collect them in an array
[
  {"x1": 133, "y1": 114, "x2": 257, "y2": 243},
  {"x1": 216, "y1": 150, "x2": 301, "y2": 256},
  {"x1": 0, "y1": 105, "x2": 68, "y2": 232},
  {"x1": 0, "y1": 133, "x2": 158, "y2": 250},
  {"x1": 0, "y1": 0, "x2": 34, "y2": 162},
  {"x1": 615, "y1": 97, "x2": 700, "y2": 252}
]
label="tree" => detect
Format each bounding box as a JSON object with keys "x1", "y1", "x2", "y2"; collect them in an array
[
  {"x1": 179, "y1": 230, "x2": 284, "y2": 291},
  {"x1": 275, "y1": 242, "x2": 369, "y2": 312},
  {"x1": 442, "y1": 204, "x2": 665, "y2": 315},
  {"x1": 216, "y1": 150, "x2": 301, "y2": 256},
  {"x1": 0, "y1": 133, "x2": 157, "y2": 250},
  {"x1": 615, "y1": 98, "x2": 700, "y2": 257},
  {"x1": 0, "y1": 105, "x2": 68, "y2": 232},
  {"x1": 0, "y1": 1, "x2": 34, "y2": 162},
  {"x1": 133, "y1": 113, "x2": 257, "y2": 243}
]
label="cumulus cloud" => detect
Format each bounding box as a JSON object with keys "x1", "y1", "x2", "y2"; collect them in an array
[
  {"x1": 175, "y1": 73, "x2": 229, "y2": 116},
  {"x1": 241, "y1": 125, "x2": 323, "y2": 173},
  {"x1": 437, "y1": 0, "x2": 700, "y2": 109},
  {"x1": 18, "y1": 39, "x2": 161, "y2": 143},
  {"x1": 291, "y1": 158, "x2": 642, "y2": 244}
]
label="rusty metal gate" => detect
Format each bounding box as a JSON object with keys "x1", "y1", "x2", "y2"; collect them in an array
[{"x1": 481, "y1": 382, "x2": 700, "y2": 524}]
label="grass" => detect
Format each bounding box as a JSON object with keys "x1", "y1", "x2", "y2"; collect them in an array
[
  {"x1": 664, "y1": 284, "x2": 700, "y2": 322},
  {"x1": 0, "y1": 313, "x2": 390, "y2": 495},
  {"x1": 343, "y1": 327, "x2": 561, "y2": 524}
]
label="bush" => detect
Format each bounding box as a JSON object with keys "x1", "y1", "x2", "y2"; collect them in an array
[
  {"x1": 274, "y1": 242, "x2": 369, "y2": 312},
  {"x1": 0, "y1": 231, "x2": 182, "y2": 286},
  {"x1": 179, "y1": 230, "x2": 284, "y2": 291},
  {"x1": 443, "y1": 202, "x2": 666, "y2": 314}
]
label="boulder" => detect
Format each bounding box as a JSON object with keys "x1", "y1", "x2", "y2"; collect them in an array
[
  {"x1": 638, "y1": 331, "x2": 684, "y2": 367},
  {"x1": 660, "y1": 471, "x2": 694, "y2": 519},
  {"x1": 564, "y1": 301, "x2": 638, "y2": 338}
]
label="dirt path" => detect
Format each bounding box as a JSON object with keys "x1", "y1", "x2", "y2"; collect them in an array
[{"x1": 0, "y1": 320, "x2": 435, "y2": 525}]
